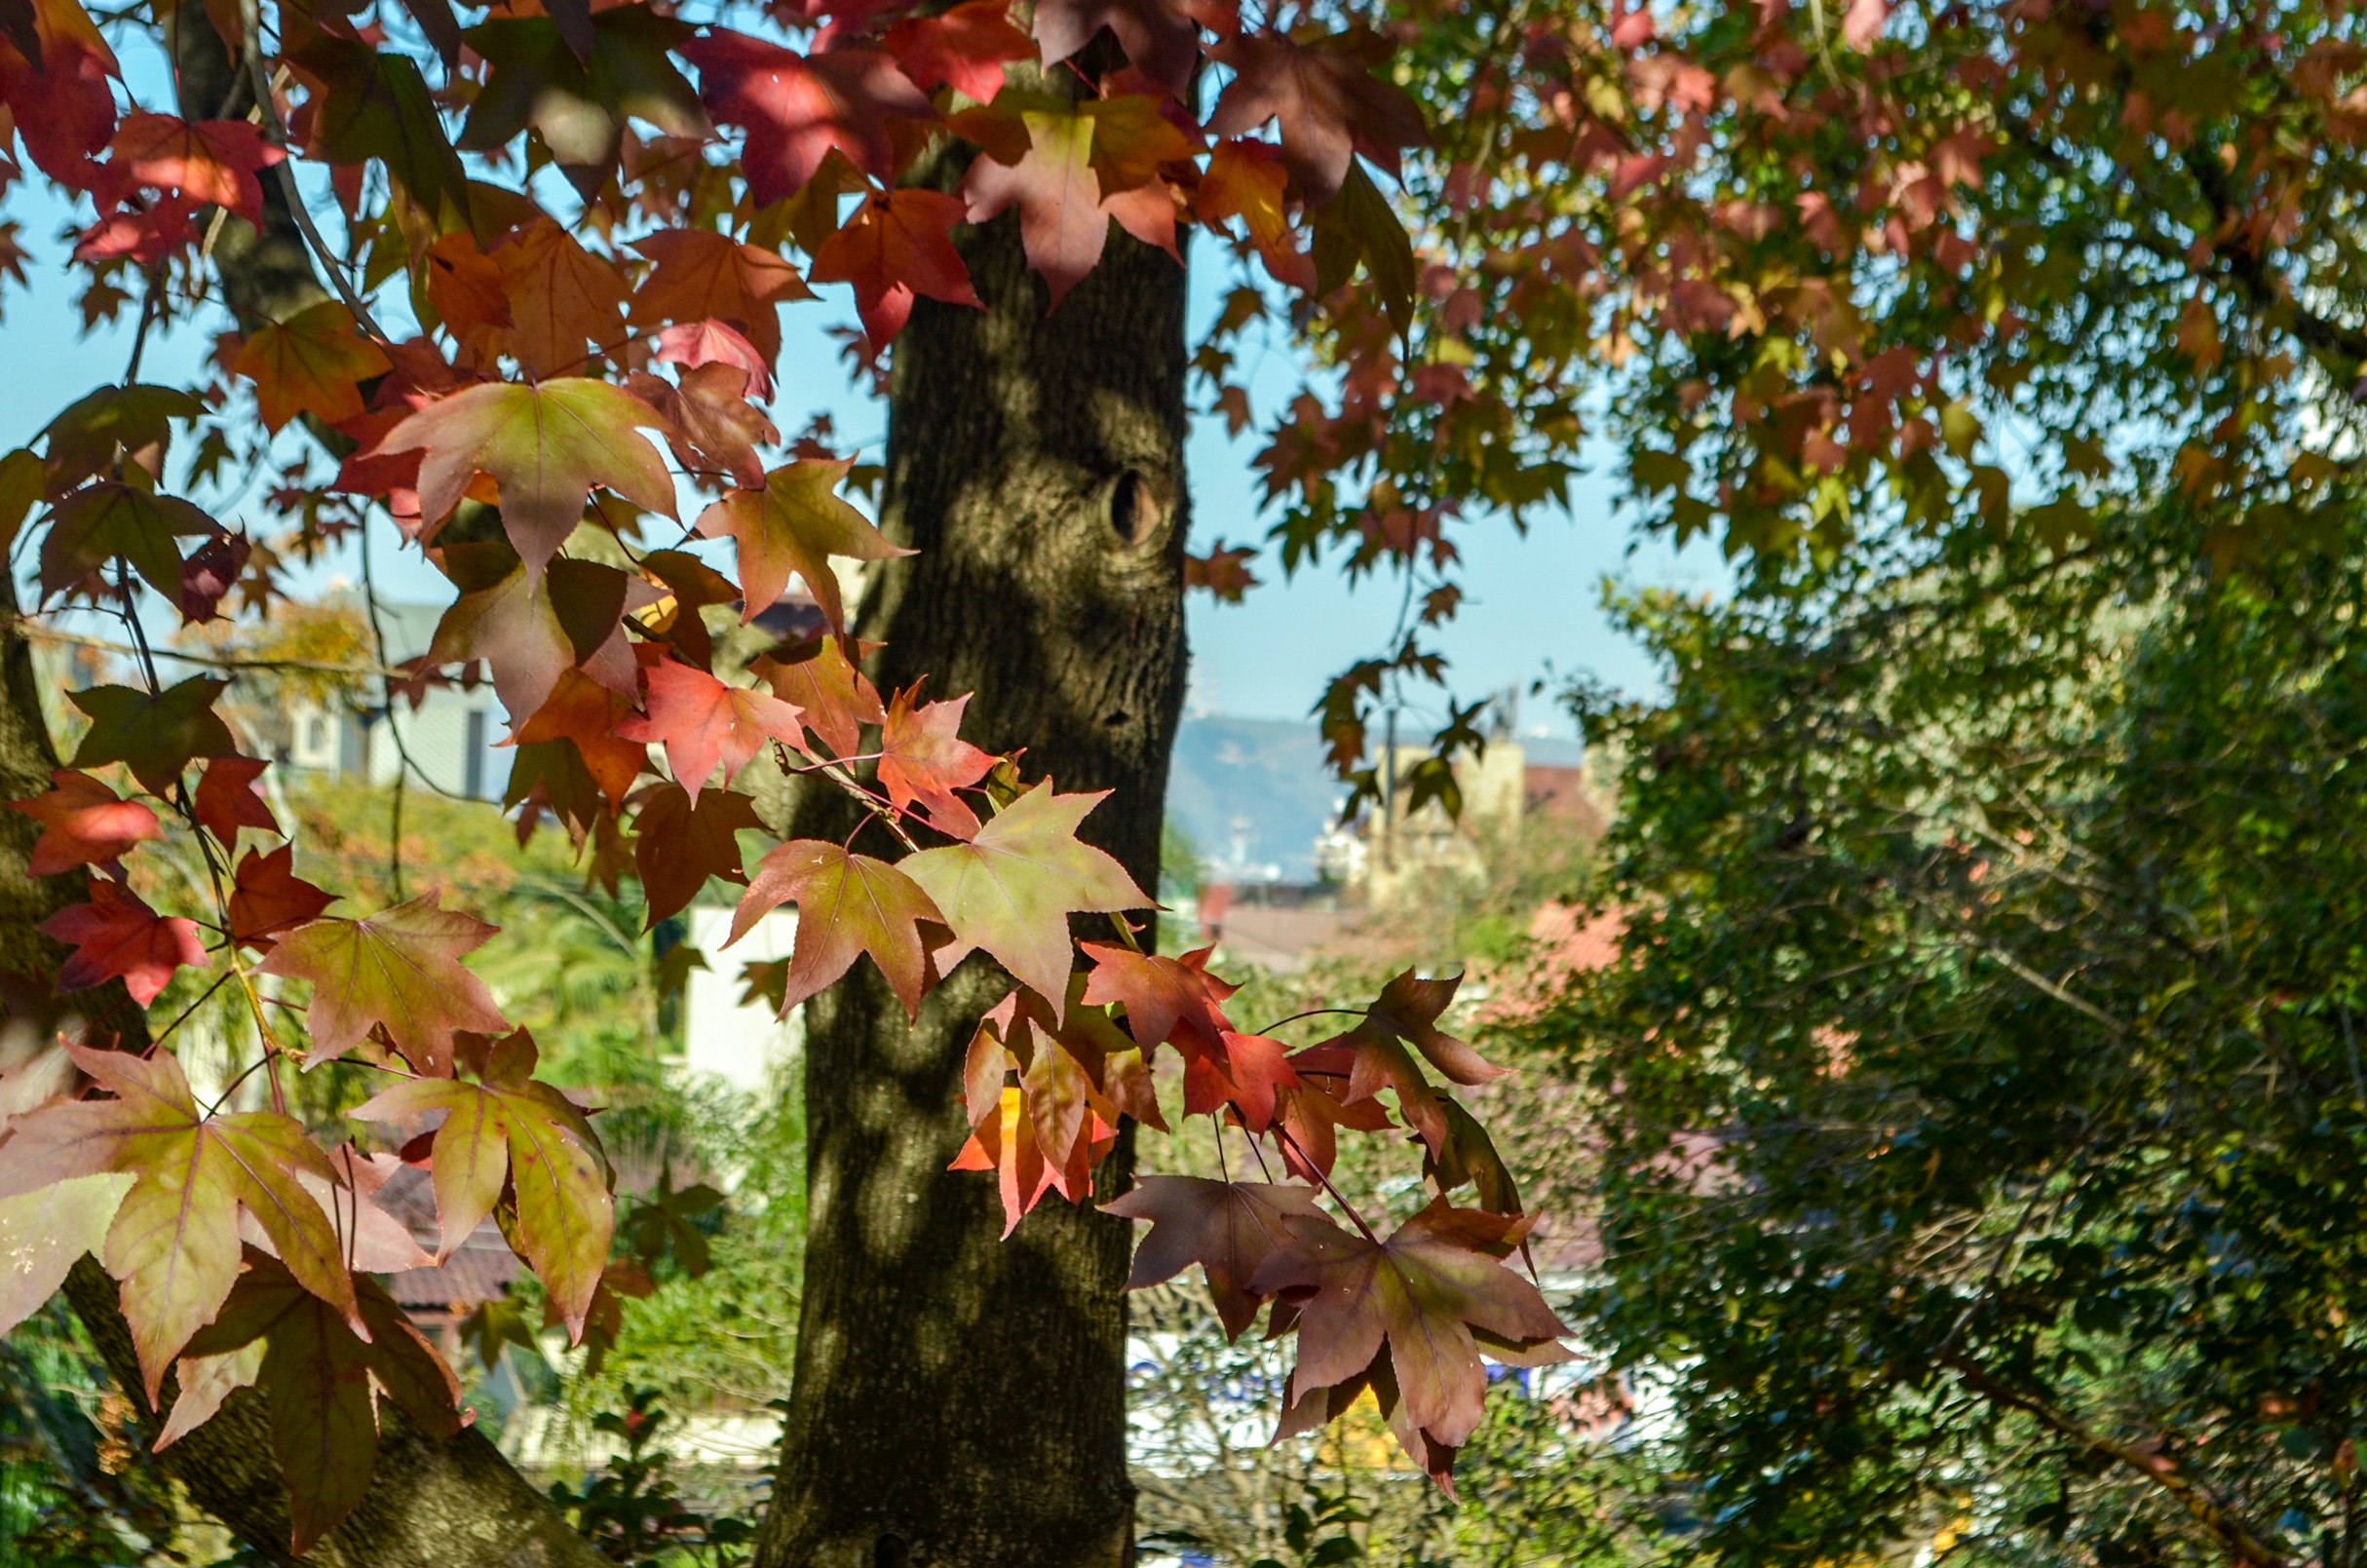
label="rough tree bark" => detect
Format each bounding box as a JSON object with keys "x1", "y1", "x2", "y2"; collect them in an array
[{"x1": 755, "y1": 178, "x2": 1192, "y2": 1567}]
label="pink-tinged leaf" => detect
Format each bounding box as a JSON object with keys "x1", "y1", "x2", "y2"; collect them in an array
[
  {"x1": 900, "y1": 782, "x2": 1149, "y2": 1008},
  {"x1": 258, "y1": 896, "x2": 511, "y2": 1075},
  {"x1": 0, "y1": 1048, "x2": 362, "y2": 1403},
  {"x1": 618, "y1": 659, "x2": 804, "y2": 804},
  {"x1": 1251, "y1": 1199, "x2": 1570, "y2": 1464},
  {"x1": 371, "y1": 379, "x2": 678, "y2": 578},
  {"x1": 352, "y1": 1031, "x2": 612, "y2": 1338},
  {"x1": 11, "y1": 769, "x2": 163, "y2": 875},
  {"x1": 681, "y1": 33, "x2": 938, "y2": 205},
  {"x1": 964, "y1": 105, "x2": 1107, "y2": 306},
  {"x1": 0, "y1": 1170, "x2": 134, "y2": 1337},
  {"x1": 1206, "y1": 29, "x2": 1429, "y2": 201},
  {"x1": 731, "y1": 840, "x2": 945, "y2": 1019},
  {"x1": 1104, "y1": 1174, "x2": 1322, "y2": 1337},
  {"x1": 1032, "y1": 0, "x2": 1201, "y2": 96},
  {"x1": 40, "y1": 879, "x2": 206, "y2": 1007}
]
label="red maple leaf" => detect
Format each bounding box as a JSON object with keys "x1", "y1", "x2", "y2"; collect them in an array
[
  {"x1": 1079, "y1": 941, "x2": 1237, "y2": 1057},
  {"x1": 885, "y1": 0, "x2": 1037, "y2": 102},
  {"x1": 41, "y1": 878, "x2": 207, "y2": 1007},
  {"x1": 618, "y1": 659, "x2": 805, "y2": 804},
  {"x1": 11, "y1": 769, "x2": 164, "y2": 875},
  {"x1": 192, "y1": 754, "x2": 279, "y2": 843},
  {"x1": 808, "y1": 187, "x2": 982, "y2": 349},
  {"x1": 680, "y1": 33, "x2": 938, "y2": 205},
  {"x1": 228, "y1": 845, "x2": 336, "y2": 947},
  {"x1": 876, "y1": 687, "x2": 995, "y2": 837},
  {"x1": 1104, "y1": 1174, "x2": 1322, "y2": 1336},
  {"x1": 107, "y1": 113, "x2": 285, "y2": 226}
]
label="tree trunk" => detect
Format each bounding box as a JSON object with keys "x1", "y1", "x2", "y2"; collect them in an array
[{"x1": 755, "y1": 197, "x2": 1192, "y2": 1566}]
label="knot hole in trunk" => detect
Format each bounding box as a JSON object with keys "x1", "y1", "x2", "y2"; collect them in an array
[{"x1": 1102, "y1": 469, "x2": 1168, "y2": 549}]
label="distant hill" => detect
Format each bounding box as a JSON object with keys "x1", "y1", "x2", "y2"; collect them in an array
[{"x1": 1164, "y1": 715, "x2": 1585, "y2": 883}]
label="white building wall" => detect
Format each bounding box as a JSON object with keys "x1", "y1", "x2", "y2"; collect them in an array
[{"x1": 681, "y1": 905, "x2": 802, "y2": 1094}]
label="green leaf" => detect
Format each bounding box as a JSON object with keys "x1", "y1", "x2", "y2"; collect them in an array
[
  {"x1": 901, "y1": 782, "x2": 1149, "y2": 1008},
  {"x1": 69, "y1": 676, "x2": 238, "y2": 794},
  {"x1": 37, "y1": 481, "x2": 215, "y2": 599}
]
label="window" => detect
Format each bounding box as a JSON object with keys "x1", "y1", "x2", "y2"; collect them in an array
[{"x1": 464, "y1": 708, "x2": 486, "y2": 799}]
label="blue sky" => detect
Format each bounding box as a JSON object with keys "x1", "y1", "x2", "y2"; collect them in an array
[{"x1": 0, "y1": 182, "x2": 1723, "y2": 739}]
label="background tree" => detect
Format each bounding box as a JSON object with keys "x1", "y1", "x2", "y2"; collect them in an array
[{"x1": 0, "y1": 0, "x2": 1571, "y2": 1559}]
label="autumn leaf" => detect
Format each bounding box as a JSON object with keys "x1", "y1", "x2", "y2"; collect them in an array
[
  {"x1": 618, "y1": 658, "x2": 804, "y2": 803},
  {"x1": 964, "y1": 103, "x2": 1107, "y2": 306},
  {"x1": 459, "y1": 5, "x2": 706, "y2": 200},
  {"x1": 514, "y1": 668, "x2": 646, "y2": 809},
  {"x1": 885, "y1": 0, "x2": 1037, "y2": 103},
  {"x1": 68, "y1": 678, "x2": 236, "y2": 796},
  {"x1": 232, "y1": 301, "x2": 392, "y2": 432},
  {"x1": 431, "y1": 547, "x2": 633, "y2": 725},
  {"x1": 681, "y1": 33, "x2": 938, "y2": 205},
  {"x1": 629, "y1": 363, "x2": 778, "y2": 490},
  {"x1": 1032, "y1": 0, "x2": 1202, "y2": 97},
  {"x1": 11, "y1": 768, "x2": 163, "y2": 875},
  {"x1": 900, "y1": 782, "x2": 1148, "y2": 1007},
  {"x1": 1185, "y1": 539, "x2": 1263, "y2": 598},
  {"x1": 108, "y1": 112, "x2": 283, "y2": 225},
  {"x1": 40, "y1": 879, "x2": 206, "y2": 1007},
  {"x1": 756, "y1": 632, "x2": 883, "y2": 760},
  {"x1": 39, "y1": 480, "x2": 214, "y2": 599},
  {"x1": 731, "y1": 839, "x2": 945, "y2": 1019},
  {"x1": 293, "y1": 34, "x2": 471, "y2": 224},
  {"x1": 1198, "y1": 137, "x2": 1312, "y2": 288},
  {"x1": 632, "y1": 783, "x2": 763, "y2": 924},
  {"x1": 258, "y1": 895, "x2": 512, "y2": 1074},
  {"x1": 1104, "y1": 1174, "x2": 1322, "y2": 1337},
  {"x1": 1080, "y1": 940, "x2": 1238, "y2": 1056},
  {"x1": 1207, "y1": 30, "x2": 1428, "y2": 201},
  {"x1": 1320, "y1": 970, "x2": 1503, "y2": 1150},
  {"x1": 1252, "y1": 1199, "x2": 1570, "y2": 1470},
  {"x1": 178, "y1": 1254, "x2": 462, "y2": 1551},
  {"x1": 228, "y1": 845, "x2": 336, "y2": 946},
  {"x1": 477, "y1": 218, "x2": 632, "y2": 378},
  {"x1": 0, "y1": 1170, "x2": 134, "y2": 1338},
  {"x1": 694, "y1": 457, "x2": 909, "y2": 629},
  {"x1": 630, "y1": 225, "x2": 811, "y2": 364},
  {"x1": 877, "y1": 688, "x2": 995, "y2": 837},
  {"x1": 192, "y1": 753, "x2": 278, "y2": 842},
  {"x1": 0, "y1": 1047, "x2": 363, "y2": 1403},
  {"x1": 0, "y1": 0, "x2": 121, "y2": 186},
  {"x1": 808, "y1": 187, "x2": 982, "y2": 349},
  {"x1": 353, "y1": 1030, "x2": 612, "y2": 1339},
  {"x1": 373, "y1": 378, "x2": 677, "y2": 576},
  {"x1": 423, "y1": 230, "x2": 511, "y2": 339}
]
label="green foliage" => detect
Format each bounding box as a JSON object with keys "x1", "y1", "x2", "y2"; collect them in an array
[
  {"x1": 1550, "y1": 503, "x2": 2367, "y2": 1568},
  {"x1": 548, "y1": 1388, "x2": 757, "y2": 1567}
]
